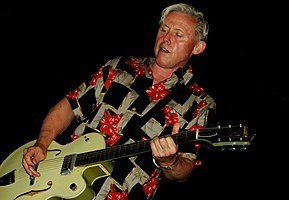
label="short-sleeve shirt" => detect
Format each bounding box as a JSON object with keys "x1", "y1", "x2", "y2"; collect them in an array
[{"x1": 66, "y1": 55, "x2": 216, "y2": 200}]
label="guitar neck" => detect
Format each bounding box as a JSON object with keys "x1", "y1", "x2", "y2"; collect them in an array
[
  {"x1": 72, "y1": 125, "x2": 250, "y2": 167},
  {"x1": 74, "y1": 129, "x2": 198, "y2": 167}
]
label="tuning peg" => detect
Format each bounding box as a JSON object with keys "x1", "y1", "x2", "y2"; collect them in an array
[
  {"x1": 228, "y1": 147, "x2": 236, "y2": 151},
  {"x1": 239, "y1": 146, "x2": 247, "y2": 151}
]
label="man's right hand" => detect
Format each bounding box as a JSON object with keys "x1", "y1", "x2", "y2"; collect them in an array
[{"x1": 22, "y1": 145, "x2": 47, "y2": 177}]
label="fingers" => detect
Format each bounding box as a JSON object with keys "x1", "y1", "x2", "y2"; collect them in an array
[
  {"x1": 158, "y1": 137, "x2": 176, "y2": 155},
  {"x1": 22, "y1": 147, "x2": 42, "y2": 177},
  {"x1": 172, "y1": 122, "x2": 180, "y2": 135},
  {"x1": 151, "y1": 122, "x2": 180, "y2": 154},
  {"x1": 150, "y1": 136, "x2": 178, "y2": 158},
  {"x1": 150, "y1": 123, "x2": 180, "y2": 165}
]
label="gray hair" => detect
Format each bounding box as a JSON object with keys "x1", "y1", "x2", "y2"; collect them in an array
[{"x1": 159, "y1": 3, "x2": 209, "y2": 41}]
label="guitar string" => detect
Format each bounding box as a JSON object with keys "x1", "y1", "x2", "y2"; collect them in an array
[{"x1": 75, "y1": 125, "x2": 245, "y2": 165}]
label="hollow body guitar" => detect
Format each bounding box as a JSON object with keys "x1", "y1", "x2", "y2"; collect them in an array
[{"x1": 0, "y1": 125, "x2": 254, "y2": 200}]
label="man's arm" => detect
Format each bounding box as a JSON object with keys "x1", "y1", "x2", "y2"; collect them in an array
[
  {"x1": 150, "y1": 123, "x2": 195, "y2": 182},
  {"x1": 22, "y1": 97, "x2": 75, "y2": 177}
]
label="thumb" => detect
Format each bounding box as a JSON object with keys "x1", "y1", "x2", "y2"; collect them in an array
[{"x1": 172, "y1": 122, "x2": 180, "y2": 135}]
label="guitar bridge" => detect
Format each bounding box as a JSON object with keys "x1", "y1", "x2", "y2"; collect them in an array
[{"x1": 61, "y1": 154, "x2": 77, "y2": 175}]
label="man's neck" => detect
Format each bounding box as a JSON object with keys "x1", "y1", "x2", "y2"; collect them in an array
[{"x1": 150, "y1": 63, "x2": 177, "y2": 84}]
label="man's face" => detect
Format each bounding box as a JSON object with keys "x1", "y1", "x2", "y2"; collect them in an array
[{"x1": 154, "y1": 11, "x2": 199, "y2": 69}]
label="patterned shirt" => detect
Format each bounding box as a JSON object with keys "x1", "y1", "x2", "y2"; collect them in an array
[{"x1": 66, "y1": 55, "x2": 216, "y2": 200}]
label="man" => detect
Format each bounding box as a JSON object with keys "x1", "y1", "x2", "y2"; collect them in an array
[{"x1": 22, "y1": 3, "x2": 216, "y2": 199}]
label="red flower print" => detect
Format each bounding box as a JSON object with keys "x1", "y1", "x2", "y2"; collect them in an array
[
  {"x1": 188, "y1": 65, "x2": 193, "y2": 73},
  {"x1": 147, "y1": 82, "x2": 170, "y2": 101},
  {"x1": 188, "y1": 123, "x2": 204, "y2": 131},
  {"x1": 134, "y1": 67, "x2": 146, "y2": 75},
  {"x1": 90, "y1": 65, "x2": 104, "y2": 86},
  {"x1": 165, "y1": 112, "x2": 178, "y2": 125},
  {"x1": 100, "y1": 115, "x2": 118, "y2": 135},
  {"x1": 100, "y1": 110, "x2": 123, "y2": 146},
  {"x1": 192, "y1": 100, "x2": 207, "y2": 119},
  {"x1": 192, "y1": 110, "x2": 199, "y2": 119},
  {"x1": 188, "y1": 83, "x2": 204, "y2": 95},
  {"x1": 66, "y1": 88, "x2": 80, "y2": 99},
  {"x1": 104, "y1": 67, "x2": 119, "y2": 89},
  {"x1": 125, "y1": 57, "x2": 147, "y2": 76},
  {"x1": 142, "y1": 136, "x2": 148, "y2": 140},
  {"x1": 71, "y1": 132, "x2": 78, "y2": 141},
  {"x1": 161, "y1": 106, "x2": 171, "y2": 113},
  {"x1": 197, "y1": 100, "x2": 207, "y2": 109},
  {"x1": 194, "y1": 159, "x2": 202, "y2": 166},
  {"x1": 106, "y1": 184, "x2": 128, "y2": 200},
  {"x1": 162, "y1": 106, "x2": 178, "y2": 125},
  {"x1": 106, "y1": 133, "x2": 121, "y2": 146},
  {"x1": 143, "y1": 169, "x2": 161, "y2": 196}
]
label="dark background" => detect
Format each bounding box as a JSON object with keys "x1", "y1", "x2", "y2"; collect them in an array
[{"x1": 1, "y1": 0, "x2": 288, "y2": 198}]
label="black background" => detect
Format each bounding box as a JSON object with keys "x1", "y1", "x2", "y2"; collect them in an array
[{"x1": 1, "y1": 0, "x2": 288, "y2": 198}]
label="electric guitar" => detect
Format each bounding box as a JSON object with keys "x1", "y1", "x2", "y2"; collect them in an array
[{"x1": 0, "y1": 125, "x2": 255, "y2": 200}]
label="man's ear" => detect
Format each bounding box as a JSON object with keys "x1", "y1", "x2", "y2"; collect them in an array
[{"x1": 192, "y1": 41, "x2": 206, "y2": 55}]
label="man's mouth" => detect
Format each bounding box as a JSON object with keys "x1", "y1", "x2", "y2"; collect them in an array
[{"x1": 160, "y1": 47, "x2": 170, "y2": 53}]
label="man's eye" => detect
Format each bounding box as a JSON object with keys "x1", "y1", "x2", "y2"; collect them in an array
[{"x1": 161, "y1": 27, "x2": 168, "y2": 32}]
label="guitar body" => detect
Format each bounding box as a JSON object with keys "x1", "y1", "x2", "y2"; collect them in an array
[
  {"x1": 0, "y1": 132, "x2": 113, "y2": 200},
  {"x1": 0, "y1": 125, "x2": 254, "y2": 200}
]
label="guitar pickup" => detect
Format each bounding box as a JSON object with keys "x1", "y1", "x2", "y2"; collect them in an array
[{"x1": 61, "y1": 154, "x2": 77, "y2": 176}]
